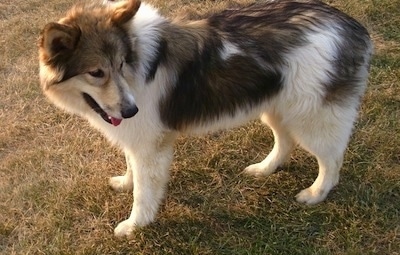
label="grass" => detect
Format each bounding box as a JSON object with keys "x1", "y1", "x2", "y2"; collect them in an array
[{"x1": 0, "y1": 0, "x2": 399, "y2": 254}]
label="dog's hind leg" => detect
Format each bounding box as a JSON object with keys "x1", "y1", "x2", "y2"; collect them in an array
[
  {"x1": 293, "y1": 107, "x2": 356, "y2": 205},
  {"x1": 295, "y1": 152, "x2": 343, "y2": 205},
  {"x1": 245, "y1": 113, "x2": 295, "y2": 177},
  {"x1": 109, "y1": 151, "x2": 134, "y2": 192}
]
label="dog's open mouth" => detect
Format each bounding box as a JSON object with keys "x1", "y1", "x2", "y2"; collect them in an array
[{"x1": 82, "y1": 93, "x2": 123, "y2": 126}]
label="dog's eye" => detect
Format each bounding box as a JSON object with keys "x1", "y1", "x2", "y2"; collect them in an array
[{"x1": 88, "y1": 69, "x2": 105, "y2": 78}]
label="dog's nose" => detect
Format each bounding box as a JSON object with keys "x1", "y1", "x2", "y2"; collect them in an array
[{"x1": 121, "y1": 105, "x2": 139, "y2": 118}]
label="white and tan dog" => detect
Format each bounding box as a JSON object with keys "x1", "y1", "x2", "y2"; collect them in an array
[{"x1": 39, "y1": 0, "x2": 373, "y2": 237}]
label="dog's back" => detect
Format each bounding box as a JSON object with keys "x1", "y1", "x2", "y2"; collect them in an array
[{"x1": 158, "y1": 0, "x2": 372, "y2": 133}]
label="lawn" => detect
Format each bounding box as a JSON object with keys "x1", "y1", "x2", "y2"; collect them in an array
[{"x1": 0, "y1": 0, "x2": 399, "y2": 254}]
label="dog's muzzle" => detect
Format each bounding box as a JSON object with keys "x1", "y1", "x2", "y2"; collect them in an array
[{"x1": 82, "y1": 93, "x2": 138, "y2": 126}]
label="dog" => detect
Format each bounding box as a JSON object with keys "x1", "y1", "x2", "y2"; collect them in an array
[{"x1": 38, "y1": 0, "x2": 373, "y2": 237}]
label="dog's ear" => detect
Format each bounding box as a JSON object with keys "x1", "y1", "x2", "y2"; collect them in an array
[
  {"x1": 39, "y1": 22, "x2": 81, "y2": 61},
  {"x1": 111, "y1": 0, "x2": 141, "y2": 25}
]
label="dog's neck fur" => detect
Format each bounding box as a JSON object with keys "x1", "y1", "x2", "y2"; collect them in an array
[
  {"x1": 131, "y1": 4, "x2": 211, "y2": 87},
  {"x1": 128, "y1": 3, "x2": 165, "y2": 83}
]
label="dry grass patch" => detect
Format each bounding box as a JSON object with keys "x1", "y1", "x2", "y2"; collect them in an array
[{"x1": 1, "y1": 0, "x2": 399, "y2": 254}]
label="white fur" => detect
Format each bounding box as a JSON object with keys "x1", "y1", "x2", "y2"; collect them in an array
[
  {"x1": 131, "y1": 3, "x2": 166, "y2": 83},
  {"x1": 219, "y1": 40, "x2": 243, "y2": 61}
]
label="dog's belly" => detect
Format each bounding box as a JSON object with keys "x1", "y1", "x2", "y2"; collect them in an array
[{"x1": 181, "y1": 104, "x2": 267, "y2": 135}]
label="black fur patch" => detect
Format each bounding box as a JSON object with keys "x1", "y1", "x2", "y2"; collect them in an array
[
  {"x1": 145, "y1": 38, "x2": 168, "y2": 83},
  {"x1": 324, "y1": 17, "x2": 371, "y2": 104},
  {"x1": 159, "y1": 36, "x2": 283, "y2": 130}
]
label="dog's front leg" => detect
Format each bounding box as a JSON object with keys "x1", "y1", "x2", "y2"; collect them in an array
[
  {"x1": 114, "y1": 145, "x2": 173, "y2": 238},
  {"x1": 109, "y1": 151, "x2": 134, "y2": 192}
]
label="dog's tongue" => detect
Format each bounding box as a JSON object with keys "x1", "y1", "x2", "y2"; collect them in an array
[{"x1": 110, "y1": 117, "x2": 122, "y2": 126}]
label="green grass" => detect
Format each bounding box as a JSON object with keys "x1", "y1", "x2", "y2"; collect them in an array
[{"x1": 1, "y1": 0, "x2": 399, "y2": 254}]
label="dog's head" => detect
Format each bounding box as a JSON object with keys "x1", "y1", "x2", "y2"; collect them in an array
[{"x1": 39, "y1": 0, "x2": 141, "y2": 126}]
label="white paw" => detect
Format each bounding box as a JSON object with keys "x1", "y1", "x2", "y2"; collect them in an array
[
  {"x1": 244, "y1": 163, "x2": 276, "y2": 177},
  {"x1": 109, "y1": 176, "x2": 133, "y2": 192},
  {"x1": 295, "y1": 187, "x2": 328, "y2": 205},
  {"x1": 114, "y1": 219, "x2": 135, "y2": 238}
]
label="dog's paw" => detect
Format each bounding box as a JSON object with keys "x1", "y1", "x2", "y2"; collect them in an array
[
  {"x1": 114, "y1": 219, "x2": 135, "y2": 238},
  {"x1": 295, "y1": 187, "x2": 327, "y2": 205},
  {"x1": 109, "y1": 176, "x2": 133, "y2": 192},
  {"x1": 244, "y1": 163, "x2": 275, "y2": 177}
]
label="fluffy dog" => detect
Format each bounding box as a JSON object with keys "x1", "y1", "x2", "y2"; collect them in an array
[{"x1": 39, "y1": 0, "x2": 373, "y2": 237}]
